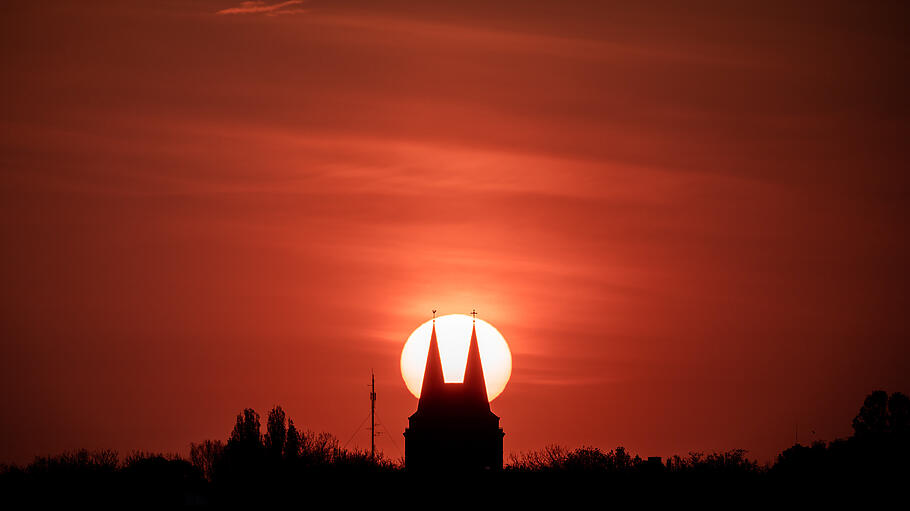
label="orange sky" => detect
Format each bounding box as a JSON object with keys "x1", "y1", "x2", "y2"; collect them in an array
[{"x1": 1, "y1": 1, "x2": 908, "y2": 465}]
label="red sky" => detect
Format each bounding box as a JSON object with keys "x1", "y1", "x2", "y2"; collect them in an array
[{"x1": 1, "y1": 1, "x2": 908, "y2": 465}]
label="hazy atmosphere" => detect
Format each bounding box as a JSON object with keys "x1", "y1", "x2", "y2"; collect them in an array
[{"x1": 1, "y1": 1, "x2": 908, "y2": 466}]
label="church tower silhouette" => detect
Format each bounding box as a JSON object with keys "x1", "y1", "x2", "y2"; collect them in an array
[{"x1": 403, "y1": 314, "x2": 504, "y2": 470}]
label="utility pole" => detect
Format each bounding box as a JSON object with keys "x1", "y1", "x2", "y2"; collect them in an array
[{"x1": 370, "y1": 370, "x2": 377, "y2": 460}]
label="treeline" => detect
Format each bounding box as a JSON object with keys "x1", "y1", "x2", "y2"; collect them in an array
[
  {"x1": 507, "y1": 445, "x2": 759, "y2": 474},
  {"x1": 507, "y1": 390, "x2": 909, "y2": 478},
  {"x1": 1, "y1": 391, "x2": 907, "y2": 503},
  {"x1": 0, "y1": 449, "x2": 205, "y2": 504},
  {"x1": 773, "y1": 390, "x2": 909, "y2": 478},
  {"x1": 191, "y1": 406, "x2": 397, "y2": 486},
  {"x1": 0, "y1": 406, "x2": 396, "y2": 504}
]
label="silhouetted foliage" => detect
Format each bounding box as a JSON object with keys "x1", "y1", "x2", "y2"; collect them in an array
[
  {"x1": 264, "y1": 405, "x2": 287, "y2": 460},
  {"x1": 121, "y1": 451, "x2": 206, "y2": 503},
  {"x1": 204, "y1": 406, "x2": 399, "y2": 500},
  {"x1": 29, "y1": 448, "x2": 120, "y2": 476},
  {"x1": 773, "y1": 390, "x2": 910, "y2": 480},
  {"x1": 507, "y1": 445, "x2": 643, "y2": 472},
  {"x1": 666, "y1": 449, "x2": 759, "y2": 474},
  {"x1": 507, "y1": 444, "x2": 568, "y2": 471},
  {"x1": 189, "y1": 439, "x2": 223, "y2": 482},
  {"x1": 229, "y1": 408, "x2": 262, "y2": 450},
  {"x1": 852, "y1": 390, "x2": 910, "y2": 438},
  {"x1": 216, "y1": 408, "x2": 265, "y2": 491},
  {"x1": 0, "y1": 450, "x2": 205, "y2": 505},
  {"x1": 890, "y1": 392, "x2": 910, "y2": 435},
  {"x1": 508, "y1": 445, "x2": 758, "y2": 475},
  {"x1": 4, "y1": 391, "x2": 908, "y2": 503},
  {"x1": 852, "y1": 390, "x2": 890, "y2": 437},
  {"x1": 286, "y1": 419, "x2": 301, "y2": 460},
  {"x1": 301, "y1": 430, "x2": 339, "y2": 467}
]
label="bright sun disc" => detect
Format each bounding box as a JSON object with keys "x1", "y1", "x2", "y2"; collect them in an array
[{"x1": 400, "y1": 314, "x2": 512, "y2": 401}]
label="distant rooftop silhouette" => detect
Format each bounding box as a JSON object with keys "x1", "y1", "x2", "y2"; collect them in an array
[{"x1": 403, "y1": 316, "x2": 504, "y2": 471}]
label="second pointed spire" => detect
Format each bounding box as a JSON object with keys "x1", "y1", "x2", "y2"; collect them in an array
[{"x1": 463, "y1": 320, "x2": 490, "y2": 407}]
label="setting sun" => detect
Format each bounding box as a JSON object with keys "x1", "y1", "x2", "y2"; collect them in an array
[{"x1": 400, "y1": 314, "x2": 512, "y2": 401}]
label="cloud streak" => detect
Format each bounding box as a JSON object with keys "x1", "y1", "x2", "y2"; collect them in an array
[{"x1": 217, "y1": 1, "x2": 306, "y2": 16}]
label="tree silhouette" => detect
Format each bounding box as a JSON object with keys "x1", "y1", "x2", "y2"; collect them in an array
[
  {"x1": 121, "y1": 451, "x2": 205, "y2": 504},
  {"x1": 888, "y1": 392, "x2": 909, "y2": 435},
  {"x1": 774, "y1": 390, "x2": 910, "y2": 478},
  {"x1": 229, "y1": 408, "x2": 262, "y2": 449},
  {"x1": 217, "y1": 408, "x2": 264, "y2": 489},
  {"x1": 852, "y1": 390, "x2": 910, "y2": 438},
  {"x1": 189, "y1": 440, "x2": 223, "y2": 482},
  {"x1": 264, "y1": 406, "x2": 287, "y2": 460},
  {"x1": 286, "y1": 419, "x2": 301, "y2": 460},
  {"x1": 507, "y1": 445, "x2": 653, "y2": 473},
  {"x1": 852, "y1": 390, "x2": 890, "y2": 437}
]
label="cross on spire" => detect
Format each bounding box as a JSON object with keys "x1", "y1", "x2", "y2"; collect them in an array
[
  {"x1": 471, "y1": 308, "x2": 477, "y2": 322},
  {"x1": 432, "y1": 309, "x2": 436, "y2": 321}
]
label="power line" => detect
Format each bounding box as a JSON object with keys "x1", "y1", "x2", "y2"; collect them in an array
[
  {"x1": 375, "y1": 410, "x2": 403, "y2": 459},
  {"x1": 342, "y1": 411, "x2": 372, "y2": 450}
]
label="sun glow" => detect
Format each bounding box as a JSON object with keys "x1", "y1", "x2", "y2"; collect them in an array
[{"x1": 400, "y1": 314, "x2": 512, "y2": 401}]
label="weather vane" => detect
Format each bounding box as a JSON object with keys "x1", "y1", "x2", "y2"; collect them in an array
[
  {"x1": 432, "y1": 309, "x2": 436, "y2": 321},
  {"x1": 471, "y1": 308, "x2": 477, "y2": 322}
]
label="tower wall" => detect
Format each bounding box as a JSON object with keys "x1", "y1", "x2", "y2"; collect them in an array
[{"x1": 404, "y1": 422, "x2": 503, "y2": 471}]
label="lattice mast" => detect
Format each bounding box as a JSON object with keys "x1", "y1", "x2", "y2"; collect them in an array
[{"x1": 370, "y1": 370, "x2": 377, "y2": 459}]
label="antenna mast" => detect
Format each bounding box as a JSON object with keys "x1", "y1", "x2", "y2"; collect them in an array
[{"x1": 370, "y1": 370, "x2": 377, "y2": 460}]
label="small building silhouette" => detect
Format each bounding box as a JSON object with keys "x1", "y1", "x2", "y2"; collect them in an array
[{"x1": 404, "y1": 318, "x2": 504, "y2": 470}]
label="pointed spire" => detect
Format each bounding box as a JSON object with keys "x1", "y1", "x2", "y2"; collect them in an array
[
  {"x1": 463, "y1": 318, "x2": 490, "y2": 407},
  {"x1": 417, "y1": 313, "x2": 445, "y2": 406}
]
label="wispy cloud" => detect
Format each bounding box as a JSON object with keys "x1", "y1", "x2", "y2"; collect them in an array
[{"x1": 217, "y1": 1, "x2": 306, "y2": 16}]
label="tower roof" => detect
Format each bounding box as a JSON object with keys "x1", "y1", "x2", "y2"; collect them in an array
[
  {"x1": 462, "y1": 320, "x2": 490, "y2": 406},
  {"x1": 416, "y1": 319, "x2": 445, "y2": 409},
  {"x1": 412, "y1": 314, "x2": 495, "y2": 421}
]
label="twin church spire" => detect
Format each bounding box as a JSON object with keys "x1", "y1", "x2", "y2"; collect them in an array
[
  {"x1": 416, "y1": 311, "x2": 490, "y2": 413},
  {"x1": 405, "y1": 309, "x2": 504, "y2": 470}
]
